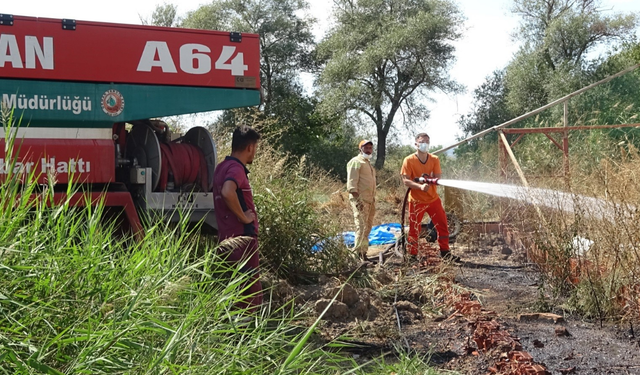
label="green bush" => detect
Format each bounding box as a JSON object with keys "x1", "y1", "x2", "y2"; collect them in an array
[{"x1": 251, "y1": 148, "x2": 358, "y2": 284}]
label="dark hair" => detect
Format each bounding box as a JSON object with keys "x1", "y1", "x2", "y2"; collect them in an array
[
  {"x1": 415, "y1": 132, "x2": 430, "y2": 141},
  {"x1": 232, "y1": 125, "x2": 261, "y2": 152}
]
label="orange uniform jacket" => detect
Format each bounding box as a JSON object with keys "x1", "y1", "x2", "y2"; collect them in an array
[{"x1": 401, "y1": 153, "x2": 441, "y2": 204}]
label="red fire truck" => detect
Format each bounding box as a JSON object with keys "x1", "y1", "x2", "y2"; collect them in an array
[{"x1": 0, "y1": 14, "x2": 261, "y2": 234}]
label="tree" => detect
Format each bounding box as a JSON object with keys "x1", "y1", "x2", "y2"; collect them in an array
[
  {"x1": 212, "y1": 81, "x2": 349, "y2": 159},
  {"x1": 181, "y1": 0, "x2": 323, "y2": 146},
  {"x1": 573, "y1": 41, "x2": 640, "y2": 147},
  {"x1": 181, "y1": 0, "x2": 357, "y2": 177},
  {"x1": 458, "y1": 0, "x2": 639, "y2": 150},
  {"x1": 513, "y1": 0, "x2": 638, "y2": 69},
  {"x1": 182, "y1": 0, "x2": 316, "y2": 111},
  {"x1": 142, "y1": 3, "x2": 179, "y2": 27},
  {"x1": 458, "y1": 70, "x2": 512, "y2": 139},
  {"x1": 316, "y1": 0, "x2": 463, "y2": 169},
  {"x1": 506, "y1": 0, "x2": 639, "y2": 113}
]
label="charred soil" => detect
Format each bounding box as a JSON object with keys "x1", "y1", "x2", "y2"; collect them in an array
[{"x1": 268, "y1": 229, "x2": 640, "y2": 374}]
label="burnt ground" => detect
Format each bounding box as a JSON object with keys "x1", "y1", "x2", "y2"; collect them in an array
[
  {"x1": 455, "y1": 235, "x2": 640, "y2": 374},
  {"x1": 272, "y1": 230, "x2": 640, "y2": 374}
]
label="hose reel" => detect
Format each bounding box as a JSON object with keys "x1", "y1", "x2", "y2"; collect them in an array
[{"x1": 124, "y1": 121, "x2": 217, "y2": 192}]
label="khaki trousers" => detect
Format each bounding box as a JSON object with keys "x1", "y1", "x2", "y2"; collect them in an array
[{"x1": 350, "y1": 198, "x2": 375, "y2": 257}]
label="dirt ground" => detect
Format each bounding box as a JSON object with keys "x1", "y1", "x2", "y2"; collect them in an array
[
  {"x1": 275, "y1": 229, "x2": 640, "y2": 374},
  {"x1": 454, "y1": 234, "x2": 640, "y2": 374}
]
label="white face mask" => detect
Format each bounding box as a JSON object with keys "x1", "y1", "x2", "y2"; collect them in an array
[
  {"x1": 417, "y1": 142, "x2": 429, "y2": 153},
  {"x1": 361, "y1": 152, "x2": 372, "y2": 160}
]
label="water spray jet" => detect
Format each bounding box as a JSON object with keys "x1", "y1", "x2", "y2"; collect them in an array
[
  {"x1": 436, "y1": 179, "x2": 634, "y2": 223},
  {"x1": 392, "y1": 176, "x2": 634, "y2": 262}
]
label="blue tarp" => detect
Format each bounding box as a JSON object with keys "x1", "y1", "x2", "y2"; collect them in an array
[
  {"x1": 312, "y1": 223, "x2": 401, "y2": 252},
  {"x1": 369, "y1": 223, "x2": 401, "y2": 245}
]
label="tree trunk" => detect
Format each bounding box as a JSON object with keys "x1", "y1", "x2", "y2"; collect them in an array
[{"x1": 374, "y1": 128, "x2": 388, "y2": 170}]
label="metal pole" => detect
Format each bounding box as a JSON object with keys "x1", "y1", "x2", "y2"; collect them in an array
[
  {"x1": 499, "y1": 131, "x2": 529, "y2": 188},
  {"x1": 563, "y1": 101, "x2": 570, "y2": 188},
  {"x1": 499, "y1": 131, "x2": 546, "y2": 223},
  {"x1": 499, "y1": 135, "x2": 506, "y2": 181},
  {"x1": 501, "y1": 123, "x2": 640, "y2": 133},
  {"x1": 433, "y1": 63, "x2": 640, "y2": 155}
]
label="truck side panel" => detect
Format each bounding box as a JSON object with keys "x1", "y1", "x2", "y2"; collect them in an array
[
  {"x1": 0, "y1": 16, "x2": 261, "y2": 90},
  {"x1": 0, "y1": 138, "x2": 115, "y2": 184}
]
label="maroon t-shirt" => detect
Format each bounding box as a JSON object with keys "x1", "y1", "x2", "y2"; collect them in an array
[{"x1": 213, "y1": 156, "x2": 258, "y2": 241}]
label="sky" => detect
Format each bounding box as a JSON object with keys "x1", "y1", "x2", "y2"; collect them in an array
[{"x1": 3, "y1": 0, "x2": 640, "y2": 149}]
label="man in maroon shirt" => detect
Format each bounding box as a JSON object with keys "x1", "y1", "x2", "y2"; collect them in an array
[{"x1": 213, "y1": 125, "x2": 262, "y2": 313}]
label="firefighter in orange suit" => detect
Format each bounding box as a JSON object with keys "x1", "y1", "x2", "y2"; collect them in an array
[
  {"x1": 401, "y1": 133, "x2": 460, "y2": 262},
  {"x1": 346, "y1": 140, "x2": 377, "y2": 260}
]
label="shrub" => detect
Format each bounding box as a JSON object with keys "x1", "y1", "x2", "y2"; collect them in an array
[
  {"x1": 250, "y1": 148, "x2": 358, "y2": 283},
  {"x1": 212, "y1": 123, "x2": 358, "y2": 284}
]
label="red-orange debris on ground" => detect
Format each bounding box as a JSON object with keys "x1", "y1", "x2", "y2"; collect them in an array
[
  {"x1": 403, "y1": 240, "x2": 551, "y2": 374},
  {"x1": 453, "y1": 293, "x2": 551, "y2": 375}
]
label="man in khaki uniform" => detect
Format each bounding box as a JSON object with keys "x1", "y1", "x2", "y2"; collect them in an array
[{"x1": 346, "y1": 140, "x2": 377, "y2": 260}]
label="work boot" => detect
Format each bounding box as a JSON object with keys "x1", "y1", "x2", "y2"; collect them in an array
[{"x1": 440, "y1": 250, "x2": 461, "y2": 263}]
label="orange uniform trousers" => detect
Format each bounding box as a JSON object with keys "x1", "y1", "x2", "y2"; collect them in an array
[{"x1": 407, "y1": 197, "x2": 449, "y2": 255}]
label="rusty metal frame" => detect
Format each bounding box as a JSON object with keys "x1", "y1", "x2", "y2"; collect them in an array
[
  {"x1": 498, "y1": 120, "x2": 640, "y2": 186},
  {"x1": 434, "y1": 63, "x2": 640, "y2": 156},
  {"x1": 433, "y1": 63, "x2": 640, "y2": 226}
]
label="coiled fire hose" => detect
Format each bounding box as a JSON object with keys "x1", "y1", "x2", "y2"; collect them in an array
[{"x1": 157, "y1": 142, "x2": 209, "y2": 192}]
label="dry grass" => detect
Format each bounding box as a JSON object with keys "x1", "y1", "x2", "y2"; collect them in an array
[
  {"x1": 450, "y1": 138, "x2": 640, "y2": 321},
  {"x1": 558, "y1": 146, "x2": 640, "y2": 321}
]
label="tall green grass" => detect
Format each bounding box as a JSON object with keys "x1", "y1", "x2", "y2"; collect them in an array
[
  {"x1": 0, "y1": 114, "x2": 450, "y2": 374},
  {"x1": 0, "y1": 201, "x2": 343, "y2": 374}
]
